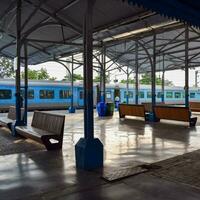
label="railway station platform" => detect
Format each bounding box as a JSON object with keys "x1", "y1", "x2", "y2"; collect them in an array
[{"x1": 1, "y1": 110, "x2": 200, "y2": 199}]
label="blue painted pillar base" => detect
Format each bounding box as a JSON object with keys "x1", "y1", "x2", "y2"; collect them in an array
[
  {"x1": 75, "y1": 138, "x2": 103, "y2": 170},
  {"x1": 148, "y1": 112, "x2": 160, "y2": 122},
  {"x1": 68, "y1": 106, "x2": 76, "y2": 113}
]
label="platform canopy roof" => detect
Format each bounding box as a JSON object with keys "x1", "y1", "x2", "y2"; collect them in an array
[
  {"x1": 0, "y1": 0, "x2": 199, "y2": 73},
  {"x1": 125, "y1": 0, "x2": 200, "y2": 28},
  {"x1": 0, "y1": 0, "x2": 170, "y2": 63},
  {"x1": 106, "y1": 25, "x2": 200, "y2": 73}
]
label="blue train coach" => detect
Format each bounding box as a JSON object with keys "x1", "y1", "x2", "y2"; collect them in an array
[{"x1": 0, "y1": 79, "x2": 200, "y2": 112}]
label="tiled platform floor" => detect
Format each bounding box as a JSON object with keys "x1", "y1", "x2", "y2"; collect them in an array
[{"x1": 1, "y1": 110, "x2": 200, "y2": 199}]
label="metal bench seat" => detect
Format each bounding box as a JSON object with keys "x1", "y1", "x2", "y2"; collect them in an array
[
  {"x1": 15, "y1": 126, "x2": 57, "y2": 142},
  {"x1": 119, "y1": 104, "x2": 148, "y2": 121},
  {"x1": 0, "y1": 117, "x2": 15, "y2": 125},
  {"x1": 0, "y1": 106, "x2": 24, "y2": 130},
  {"x1": 16, "y1": 111, "x2": 65, "y2": 150},
  {"x1": 189, "y1": 102, "x2": 200, "y2": 112},
  {"x1": 154, "y1": 106, "x2": 197, "y2": 127}
]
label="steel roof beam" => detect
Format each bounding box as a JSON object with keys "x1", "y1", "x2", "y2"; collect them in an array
[
  {"x1": 0, "y1": 0, "x2": 16, "y2": 21},
  {"x1": 21, "y1": 0, "x2": 49, "y2": 32},
  {"x1": 24, "y1": 0, "x2": 82, "y2": 34},
  {"x1": 158, "y1": 30, "x2": 185, "y2": 53},
  {"x1": 27, "y1": 38, "x2": 84, "y2": 47},
  {"x1": 158, "y1": 35, "x2": 200, "y2": 55}
]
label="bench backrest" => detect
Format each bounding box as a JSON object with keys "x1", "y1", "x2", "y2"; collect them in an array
[
  {"x1": 31, "y1": 111, "x2": 65, "y2": 135},
  {"x1": 189, "y1": 102, "x2": 200, "y2": 108},
  {"x1": 7, "y1": 106, "x2": 24, "y2": 120},
  {"x1": 154, "y1": 106, "x2": 190, "y2": 122},
  {"x1": 142, "y1": 102, "x2": 165, "y2": 112},
  {"x1": 119, "y1": 104, "x2": 145, "y2": 117}
]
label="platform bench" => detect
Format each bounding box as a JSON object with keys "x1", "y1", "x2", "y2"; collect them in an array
[
  {"x1": 16, "y1": 111, "x2": 65, "y2": 150},
  {"x1": 189, "y1": 102, "x2": 200, "y2": 112},
  {"x1": 0, "y1": 106, "x2": 24, "y2": 130},
  {"x1": 119, "y1": 104, "x2": 148, "y2": 121},
  {"x1": 142, "y1": 102, "x2": 165, "y2": 113},
  {"x1": 154, "y1": 106, "x2": 197, "y2": 127}
]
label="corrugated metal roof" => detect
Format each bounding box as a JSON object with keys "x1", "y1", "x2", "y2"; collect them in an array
[
  {"x1": 125, "y1": 0, "x2": 200, "y2": 28},
  {"x1": 0, "y1": 0, "x2": 199, "y2": 74},
  {"x1": 0, "y1": 0, "x2": 170, "y2": 65},
  {"x1": 106, "y1": 26, "x2": 200, "y2": 73}
]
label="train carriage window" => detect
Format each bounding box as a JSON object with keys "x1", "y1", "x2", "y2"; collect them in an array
[
  {"x1": 106, "y1": 91, "x2": 111, "y2": 99},
  {"x1": 59, "y1": 90, "x2": 71, "y2": 99},
  {"x1": 147, "y1": 91, "x2": 152, "y2": 98},
  {"x1": 28, "y1": 90, "x2": 34, "y2": 99},
  {"x1": 129, "y1": 91, "x2": 133, "y2": 98},
  {"x1": 39, "y1": 90, "x2": 54, "y2": 99},
  {"x1": 157, "y1": 92, "x2": 162, "y2": 98},
  {"x1": 166, "y1": 91, "x2": 173, "y2": 98},
  {"x1": 20, "y1": 89, "x2": 34, "y2": 99},
  {"x1": 190, "y1": 92, "x2": 196, "y2": 98},
  {"x1": 79, "y1": 91, "x2": 84, "y2": 99},
  {"x1": 175, "y1": 92, "x2": 181, "y2": 98},
  {"x1": 0, "y1": 89, "x2": 12, "y2": 99},
  {"x1": 139, "y1": 91, "x2": 144, "y2": 98},
  {"x1": 124, "y1": 91, "x2": 133, "y2": 98}
]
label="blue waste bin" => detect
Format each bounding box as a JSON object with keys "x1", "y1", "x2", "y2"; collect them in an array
[
  {"x1": 68, "y1": 106, "x2": 76, "y2": 113},
  {"x1": 97, "y1": 102, "x2": 107, "y2": 117}
]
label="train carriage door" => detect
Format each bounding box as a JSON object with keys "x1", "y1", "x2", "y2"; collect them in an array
[
  {"x1": 78, "y1": 89, "x2": 84, "y2": 107},
  {"x1": 106, "y1": 90, "x2": 112, "y2": 102},
  {"x1": 114, "y1": 87, "x2": 120, "y2": 102}
]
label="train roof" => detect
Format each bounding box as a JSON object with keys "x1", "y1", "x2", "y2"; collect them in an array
[
  {"x1": 0, "y1": 79, "x2": 83, "y2": 87},
  {"x1": 0, "y1": 79, "x2": 199, "y2": 91}
]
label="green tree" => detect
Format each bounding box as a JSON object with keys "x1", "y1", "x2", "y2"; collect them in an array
[
  {"x1": 139, "y1": 73, "x2": 152, "y2": 85},
  {"x1": 120, "y1": 79, "x2": 135, "y2": 84},
  {"x1": 93, "y1": 74, "x2": 110, "y2": 83},
  {"x1": 63, "y1": 73, "x2": 83, "y2": 81},
  {"x1": 120, "y1": 73, "x2": 173, "y2": 86},
  {"x1": 21, "y1": 68, "x2": 56, "y2": 80},
  {"x1": 140, "y1": 73, "x2": 173, "y2": 86},
  {"x1": 164, "y1": 79, "x2": 174, "y2": 86},
  {"x1": 0, "y1": 57, "x2": 14, "y2": 78}
]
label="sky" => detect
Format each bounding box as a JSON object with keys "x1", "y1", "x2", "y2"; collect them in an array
[{"x1": 29, "y1": 61, "x2": 199, "y2": 87}]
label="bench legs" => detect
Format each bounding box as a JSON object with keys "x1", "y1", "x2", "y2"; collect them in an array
[
  {"x1": 0, "y1": 122, "x2": 13, "y2": 131},
  {"x1": 145, "y1": 113, "x2": 150, "y2": 121},
  {"x1": 119, "y1": 114, "x2": 125, "y2": 119},
  {"x1": 41, "y1": 135, "x2": 63, "y2": 151},
  {"x1": 189, "y1": 117, "x2": 197, "y2": 127}
]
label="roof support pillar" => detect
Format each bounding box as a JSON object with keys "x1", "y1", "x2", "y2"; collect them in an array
[
  {"x1": 135, "y1": 41, "x2": 139, "y2": 104},
  {"x1": 126, "y1": 66, "x2": 129, "y2": 104},
  {"x1": 195, "y1": 71, "x2": 198, "y2": 88},
  {"x1": 75, "y1": 0, "x2": 103, "y2": 170},
  {"x1": 23, "y1": 41, "x2": 28, "y2": 125},
  {"x1": 185, "y1": 24, "x2": 189, "y2": 107},
  {"x1": 83, "y1": 1, "x2": 94, "y2": 139},
  {"x1": 149, "y1": 34, "x2": 158, "y2": 122},
  {"x1": 13, "y1": 0, "x2": 24, "y2": 135},
  {"x1": 69, "y1": 55, "x2": 76, "y2": 113},
  {"x1": 161, "y1": 55, "x2": 165, "y2": 103},
  {"x1": 152, "y1": 34, "x2": 156, "y2": 112},
  {"x1": 100, "y1": 46, "x2": 106, "y2": 102}
]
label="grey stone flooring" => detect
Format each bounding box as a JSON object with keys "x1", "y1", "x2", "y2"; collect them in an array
[{"x1": 1, "y1": 110, "x2": 200, "y2": 199}]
